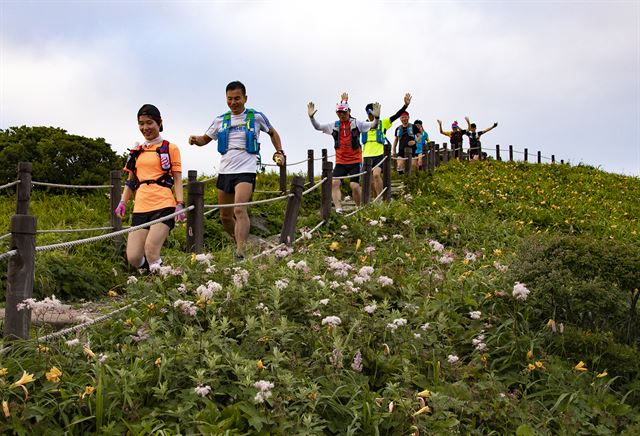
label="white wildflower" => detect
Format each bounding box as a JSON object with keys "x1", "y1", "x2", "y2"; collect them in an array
[
  {"x1": 447, "y1": 354, "x2": 459, "y2": 364},
  {"x1": 321, "y1": 316, "x2": 342, "y2": 327},
  {"x1": 512, "y1": 282, "x2": 530, "y2": 301},
  {"x1": 195, "y1": 384, "x2": 212, "y2": 397},
  {"x1": 469, "y1": 311, "x2": 482, "y2": 320},
  {"x1": 319, "y1": 298, "x2": 329, "y2": 306},
  {"x1": 428, "y1": 240, "x2": 444, "y2": 252},
  {"x1": 274, "y1": 279, "x2": 289, "y2": 290},
  {"x1": 377, "y1": 276, "x2": 393, "y2": 287},
  {"x1": 363, "y1": 303, "x2": 377, "y2": 314}
]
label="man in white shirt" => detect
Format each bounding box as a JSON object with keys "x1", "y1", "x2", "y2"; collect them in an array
[{"x1": 189, "y1": 81, "x2": 285, "y2": 258}]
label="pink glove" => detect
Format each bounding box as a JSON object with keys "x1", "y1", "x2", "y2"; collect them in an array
[
  {"x1": 115, "y1": 201, "x2": 126, "y2": 218},
  {"x1": 175, "y1": 203, "x2": 185, "y2": 222}
]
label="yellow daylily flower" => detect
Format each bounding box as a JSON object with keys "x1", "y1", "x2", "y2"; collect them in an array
[
  {"x1": 147, "y1": 303, "x2": 156, "y2": 311},
  {"x1": 329, "y1": 241, "x2": 339, "y2": 251},
  {"x1": 574, "y1": 361, "x2": 588, "y2": 372},
  {"x1": 355, "y1": 239, "x2": 361, "y2": 251},
  {"x1": 83, "y1": 346, "x2": 96, "y2": 359},
  {"x1": 2, "y1": 400, "x2": 9, "y2": 417},
  {"x1": 416, "y1": 389, "x2": 431, "y2": 398},
  {"x1": 154, "y1": 357, "x2": 162, "y2": 368},
  {"x1": 107, "y1": 290, "x2": 118, "y2": 297},
  {"x1": 45, "y1": 367, "x2": 62, "y2": 383},
  {"x1": 493, "y1": 249, "x2": 503, "y2": 256},
  {"x1": 0, "y1": 368, "x2": 7, "y2": 377},
  {"x1": 37, "y1": 345, "x2": 50, "y2": 353},
  {"x1": 596, "y1": 371, "x2": 608, "y2": 378},
  {"x1": 527, "y1": 363, "x2": 536, "y2": 371},
  {"x1": 412, "y1": 405, "x2": 431, "y2": 417},
  {"x1": 527, "y1": 350, "x2": 533, "y2": 359},
  {"x1": 125, "y1": 318, "x2": 134, "y2": 327},
  {"x1": 81, "y1": 385, "x2": 95, "y2": 399},
  {"x1": 535, "y1": 361, "x2": 544, "y2": 369},
  {"x1": 10, "y1": 371, "x2": 34, "y2": 389},
  {"x1": 257, "y1": 359, "x2": 264, "y2": 370}
]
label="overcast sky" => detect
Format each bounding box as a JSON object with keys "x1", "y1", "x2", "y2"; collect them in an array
[{"x1": 1, "y1": 0, "x2": 638, "y2": 176}]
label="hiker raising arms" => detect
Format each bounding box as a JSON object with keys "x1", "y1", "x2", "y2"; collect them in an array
[
  {"x1": 188, "y1": 81, "x2": 285, "y2": 259},
  {"x1": 115, "y1": 104, "x2": 185, "y2": 270},
  {"x1": 464, "y1": 116, "x2": 498, "y2": 160},
  {"x1": 437, "y1": 119, "x2": 467, "y2": 159},
  {"x1": 362, "y1": 93, "x2": 412, "y2": 197},
  {"x1": 307, "y1": 93, "x2": 380, "y2": 213},
  {"x1": 393, "y1": 111, "x2": 418, "y2": 174}
]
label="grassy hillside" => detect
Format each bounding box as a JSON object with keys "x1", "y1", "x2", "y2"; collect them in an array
[{"x1": 0, "y1": 161, "x2": 638, "y2": 434}]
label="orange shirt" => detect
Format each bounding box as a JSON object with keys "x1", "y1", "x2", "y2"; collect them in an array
[{"x1": 124, "y1": 142, "x2": 182, "y2": 213}]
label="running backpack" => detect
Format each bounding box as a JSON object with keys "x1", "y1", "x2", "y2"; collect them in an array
[
  {"x1": 124, "y1": 140, "x2": 174, "y2": 191},
  {"x1": 217, "y1": 109, "x2": 259, "y2": 155},
  {"x1": 332, "y1": 119, "x2": 361, "y2": 149},
  {"x1": 361, "y1": 120, "x2": 385, "y2": 145}
]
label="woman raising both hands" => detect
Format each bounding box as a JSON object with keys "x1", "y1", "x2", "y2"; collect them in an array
[{"x1": 114, "y1": 104, "x2": 185, "y2": 271}]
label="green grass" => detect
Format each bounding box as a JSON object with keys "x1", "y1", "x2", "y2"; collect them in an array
[{"x1": 0, "y1": 161, "x2": 638, "y2": 434}]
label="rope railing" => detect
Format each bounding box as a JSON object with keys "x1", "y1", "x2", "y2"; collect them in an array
[
  {"x1": 36, "y1": 298, "x2": 147, "y2": 343},
  {"x1": 0, "y1": 249, "x2": 18, "y2": 261},
  {"x1": 374, "y1": 187, "x2": 387, "y2": 202},
  {"x1": 36, "y1": 226, "x2": 114, "y2": 234},
  {"x1": 203, "y1": 193, "x2": 292, "y2": 210},
  {"x1": 31, "y1": 181, "x2": 112, "y2": 189},
  {"x1": 294, "y1": 219, "x2": 326, "y2": 243},
  {"x1": 0, "y1": 180, "x2": 20, "y2": 190},
  {"x1": 0, "y1": 233, "x2": 11, "y2": 241},
  {"x1": 334, "y1": 169, "x2": 368, "y2": 180},
  {"x1": 34, "y1": 206, "x2": 194, "y2": 253},
  {"x1": 254, "y1": 190, "x2": 285, "y2": 194},
  {"x1": 302, "y1": 178, "x2": 326, "y2": 196}
]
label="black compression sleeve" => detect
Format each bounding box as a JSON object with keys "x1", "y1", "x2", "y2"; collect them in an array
[{"x1": 389, "y1": 104, "x2": 408, "y2": 123}]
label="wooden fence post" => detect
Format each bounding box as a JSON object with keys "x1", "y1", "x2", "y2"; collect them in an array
[
  {"x1": 307, "y1": 149, "x2": 314, "y2": 185},
  {"x1": 188, "y1": 170, "x2": 198, "y2": 184},
  {"x1": 561, "y1": 159, "x2": 564, "y2": 164},
  {"x1": 362, "y1": 158, "x2": 372, "y2": 204},
  {"x1": 421, "y1": 142, "x2": 431, "y2": 171},
  {"x1": 428, "y1": 143, "x2": 435, "y2": 170},
  {"x1": 186, "y1": 180, "x2": 204, "y2": 254},
  {"x1": 552, "y1": 155, "x2": 556, "y2": 163},
  {"x1": 537, "y1": 151, "x2": 541, "y2": 164},
  {"x1": 279, "y1": 161, "x2": 287, "y2": 193},
  {"x1": 509, "y1": 145, "x2": 514, "y2": 162},
  {"x1": 496, "y1": 144, "x2": 501, "y2": 161},
  {"x1": 321, "y1": 161, "x2": 333, "y2": 221},
  {"x1": 383, "y1": 143, "x2": 392, "y2": 201},
  {"x1": 404, "y1": 148, "x2": 413, "y2": 177},
  {"x1": 4, "y1": 214, "x2": 37, "y2": 340},
  {"x1": 16, "y1": 162, "x2": 32, "y2": 215},
  {"x1": 279, "y1": 176, "x2": 305, "y2": 245},
  {"x1": 322, "y1": 148, "x2": 328, "y2": 164},
  {"x1": 524, "y1": 148, "x2": 529, "y2": 162},
  {"x1": 110, "y1": 170, "x2": 123, "y2": 255},
  {"x1": 443, "y1": 144, "x2": 449, "y2": 164}
]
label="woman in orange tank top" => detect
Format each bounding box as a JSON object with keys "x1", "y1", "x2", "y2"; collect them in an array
[{"x1": 114, "y1": 104, "x2": 185, "y2": 271}]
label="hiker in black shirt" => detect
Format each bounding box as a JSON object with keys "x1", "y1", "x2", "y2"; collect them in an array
[
  {"x1": 464, "y1": 116, "x2": 498, "y2": 160},
  {"x1": 393, "y1": 111, "x2": 417, "y2": 174}
]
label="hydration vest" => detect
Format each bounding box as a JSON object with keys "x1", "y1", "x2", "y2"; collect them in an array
[
  {"x1": 332, "y1": 119, "x2": 360, "y2": 149},
  {"x1": 124, "y1": 140, "x2": 174, "y2": 191},
  {"x1": 217, "y1": 109, "x2": 259, "y2": 155},
  {"x1": 397, "y1": 124, "x2": 416, "y2": 140},
  {"x1": 361, "y1": 120, "x2": 385, "y2": 145}
]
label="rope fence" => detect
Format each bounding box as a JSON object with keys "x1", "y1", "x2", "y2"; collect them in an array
[
  {"x1": 0, "y1": 249, "x2": 17, "y2": 261},
  {"x1": 36, "y1": 226, "x2": 114, "y2": 234},
  {"x1": 302, "y1": 178, "x2": 326, "y2": 196},
  {"x1": 203, "y1": 193, "x2": 292, "y2": 210},
  {"x1": 35, "y1": 206, "x2": 193, "y2": 253},
  {"x1": 0, "y1": 180, "x2": 20, "y2": 190},
  {"x1": 31, "y1": 181, "x2": 112, "y2": 189}
]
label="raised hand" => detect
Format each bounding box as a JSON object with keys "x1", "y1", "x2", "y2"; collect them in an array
[
  {"x1": 404, "y1": 93, "x2": 412, "y2": 106},
  {"x1": 341, "y1": 92, "x2": 349, "y2": 102},
  {"x1": 372, "y1": 102, "x2": 381, "y2": 118},
  {"x1": 307, "y1": 102, "x2": 317, "y2": 118}
]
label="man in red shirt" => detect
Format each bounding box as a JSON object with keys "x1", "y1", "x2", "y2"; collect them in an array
[{"x1": 307, "y1": 96, "x2": 380, "y2": 213}]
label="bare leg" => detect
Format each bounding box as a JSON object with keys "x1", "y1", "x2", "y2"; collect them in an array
[
  {"x1": 218, "y1": 189, "x2": 236, "y2": 238},
  {"x1": 144, "y1": 223, "x2": 170, "y2": 265},
  {"x1": 350, "y1": 181, "x2": 361, "y2": 206},
  {"x1": 372, "y1": 167, "x2": 383, "y2": 198},
  {"x1": 126, "y1": 229, "x2": 149, "y2": 267},
  {"x1": 332, "y1": 179, "x2": 342, "y2": 210},
  {"x1": 232, "y1": 182, "x2": 253, "y2": 256}
]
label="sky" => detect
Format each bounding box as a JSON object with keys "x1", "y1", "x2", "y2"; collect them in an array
[{"x1": 1, "y1": 0, "x2": 639, "y2": 177}]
